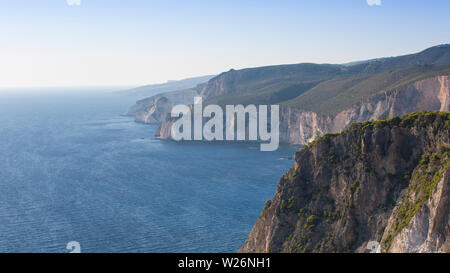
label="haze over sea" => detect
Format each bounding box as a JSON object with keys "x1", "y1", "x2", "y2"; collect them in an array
[{"x1": 0, "y1": 90, "x2": 295, "y2": 253}]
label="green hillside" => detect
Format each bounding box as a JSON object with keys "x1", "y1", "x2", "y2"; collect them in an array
[
  {"x1": 284, "y1": 64, "x2": 450, "y2": 116},
  {"x1": 204, "y1": 44, "x2": 450, "y2": 116}
]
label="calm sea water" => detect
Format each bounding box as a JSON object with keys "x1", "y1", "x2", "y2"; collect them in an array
[{"x1": 0, "y1": 90, "x2": 296, "y2": 253}]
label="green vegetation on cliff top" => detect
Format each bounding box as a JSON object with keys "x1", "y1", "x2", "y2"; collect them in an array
[{"x1": 306, "y1": 111, "x2": 450, "y2": 149}]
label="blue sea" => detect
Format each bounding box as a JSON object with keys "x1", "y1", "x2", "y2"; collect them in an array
[{"x1": 0, "y1": 90, "x2": 296, "y2": 253}]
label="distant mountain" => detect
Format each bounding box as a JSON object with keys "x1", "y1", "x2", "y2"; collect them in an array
[{"x1": 118, "y1": 75, "x2": 215, "y2": 99}]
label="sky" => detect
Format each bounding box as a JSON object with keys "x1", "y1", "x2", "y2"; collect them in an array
[{"x1": 0, "y1": 0, "x2": 449, "y2": 88}]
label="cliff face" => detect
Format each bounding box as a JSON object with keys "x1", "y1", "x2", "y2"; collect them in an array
[
  {"x1": 279, "y1": 75, "x2": 450, "y2": 145},
  {"x1": 157, "y1": 75, "x2": 450, "y2": 142},
  {"x1": 239, "y1": 111, "x2": 450, "y2": 253}
]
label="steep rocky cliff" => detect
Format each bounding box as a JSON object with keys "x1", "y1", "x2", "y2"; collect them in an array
[
  {"x1": 125, "y1": 88, "x2": 199, "y2": 124},
  {"x1": 279, "y1": 75, "x2": 450, "y2": 145},
  {"x1": 239, "y1": 111, "x2": 450, "y2": 253}
]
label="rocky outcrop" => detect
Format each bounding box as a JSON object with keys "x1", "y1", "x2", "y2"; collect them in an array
[
  {"x1": 239, "y1": 111, "x2": 450, "y2": 253},
  {"x1": 135, "y1": 97, "x2": 173, "y2": 124},
  {"x1": 125, "y1": 88, "x2": 198, "y2": 124}
]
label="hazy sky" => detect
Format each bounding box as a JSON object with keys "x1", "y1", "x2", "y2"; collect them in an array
[{"x1": 0, "y1": 0, "x2": 449, "y2": 88}]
